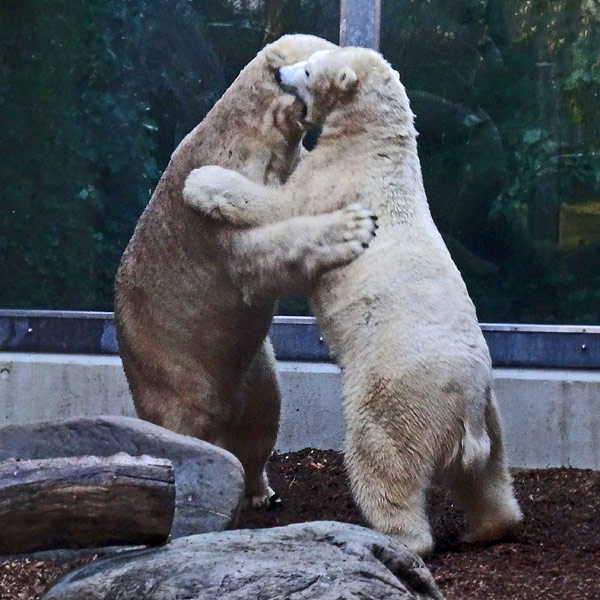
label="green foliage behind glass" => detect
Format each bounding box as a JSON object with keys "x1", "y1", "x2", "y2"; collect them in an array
[
  {"x1": 382, "y1": 0, "x2": 600, "y2": 324},
  {"x1": 2, "y1": 0, "x2": 599, "y2": 324},
  {"x1": 0, "y1": 0, "x2": 338, "y2": 311}
]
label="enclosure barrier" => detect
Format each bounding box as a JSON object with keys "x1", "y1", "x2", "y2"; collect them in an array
[{"x1": 0, "y1": 311, "x2": 599, "y2": 470}]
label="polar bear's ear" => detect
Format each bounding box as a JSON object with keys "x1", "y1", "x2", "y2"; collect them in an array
[
  {"x1": 336, "y1": 66, "x2": 358, "y2": 91},
  {"x1": 265, "y1": 47, "x2": 286, "y2": 70}
]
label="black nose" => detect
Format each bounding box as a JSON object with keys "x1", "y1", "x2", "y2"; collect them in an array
[{"x1": 274, "y1": 68, "x2": 282, "y2": 85}]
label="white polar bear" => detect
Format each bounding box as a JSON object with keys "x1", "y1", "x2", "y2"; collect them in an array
[
  {"x1": 115, "y1": 35, "x2": 377, "y2": 511},
  {"x1": 183, "y1": 46, "x2": 523, "y2": 555}
]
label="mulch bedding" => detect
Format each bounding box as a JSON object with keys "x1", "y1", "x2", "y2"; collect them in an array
[{"x1": 2, "y1": 448, "x2": 599, "y2": 599}]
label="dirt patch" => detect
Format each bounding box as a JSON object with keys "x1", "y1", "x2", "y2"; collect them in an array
[
  {"x1": 0, "y1": 557, "x2": 91, "y2": 600},
  {"x1": 3, "y1": 449, "x2": 599, "y2": 599},
  {"x1": 243, "y1": 450, "x2": 600, "y2": 600}
]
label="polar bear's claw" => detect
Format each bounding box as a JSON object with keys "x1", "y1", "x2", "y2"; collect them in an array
[
  {"x1": 268, "y1": 493, "x2": 283, "y2": 509},
  {"x1": 337, "y1": 203, "x2": 378, "y2": 247}
]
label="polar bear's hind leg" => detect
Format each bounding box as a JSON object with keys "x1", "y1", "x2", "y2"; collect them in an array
[
  {"x1": 448, "y1": 389, "x2": 523, "y2": 543},
  {"x1": 221, "y1": 340, "x2": 281, "y2": 510},
  {"x1": 345, "y1": 426, "x2": 435, "y2": 556}
]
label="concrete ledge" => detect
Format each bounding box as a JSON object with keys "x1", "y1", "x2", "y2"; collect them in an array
[
  {"x1": 0, "y1": 354, "x2": 135, "y2": 424},
  {"x1": 1, "y1": 353, "x2": 598, "y2": 469}
]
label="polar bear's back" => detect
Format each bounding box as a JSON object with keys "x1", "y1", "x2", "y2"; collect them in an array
[{"x1": 115, "y1": 35, "x2": 337, "y2": 416}]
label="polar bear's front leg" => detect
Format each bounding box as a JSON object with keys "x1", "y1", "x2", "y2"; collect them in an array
[
  {"x1": 286, "y1": 205, "x2": 378, "y2": 277},
  {"x1": 183, "y1": 166, "x2": 294, "y2": 227},
  {"x1": 229, "y1": 204, "x2": 378, "y2": 300}
]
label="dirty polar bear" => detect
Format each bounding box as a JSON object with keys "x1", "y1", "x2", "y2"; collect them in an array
[
  {"x1": 183, "y1": 47, "x2": 523, "y2": 554},
  {"x1": 114, "y1": 35, "x2": 377, "y2": 509}
]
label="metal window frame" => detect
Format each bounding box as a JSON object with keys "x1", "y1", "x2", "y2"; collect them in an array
[
  {"x1": 340, "y1": 0, "x2": 381, "y2": 49},
  {"x1": 0, "y1": 310, "x2": 598, "y2": 369}
]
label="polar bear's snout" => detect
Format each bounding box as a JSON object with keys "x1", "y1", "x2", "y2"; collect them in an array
[
  {"x1": 277, "y1": 49, "x2": 332, "y2": 95},
  {"x1": 277, "y1": 61, "x2": 308, "y2": 98},
  {"x1": 276, "y1": 63, "x2": 310, "y2": 121}
]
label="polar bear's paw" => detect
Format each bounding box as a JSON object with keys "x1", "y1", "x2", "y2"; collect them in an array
[
  {"x1": 243, "y1": 486, "x2": 282, "y2": 510},
  {"x1": 183, "y1": 166, "x2": 251, "y2": 225},
  {"x1": 391, "y1": 529, "x2": 435, "y2": 558},
  {"x1": 264, "y1": 94, "x2": 305, "y2": 137},
  {"x1": 306, "y1": 203, "x2": 378, "y2": 273},
  {"x1": 462, "y1": 501, "x2": 523, "y2": 545}
]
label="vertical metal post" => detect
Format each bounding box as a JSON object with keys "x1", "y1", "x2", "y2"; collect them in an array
[
  {"x1": 531, "y1": 61, "x2": 560, "y2": 246},
  {"x1": 340, "y1": 0, "x2": 381, "y2": 50}
]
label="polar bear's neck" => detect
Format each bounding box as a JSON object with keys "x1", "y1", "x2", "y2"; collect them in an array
[
  {"x1": 320, "y1": 81, "x2": 417, "y2": 147},
  {"x1": 313, "y1": 81, "x2": 434, "y2": 228}
]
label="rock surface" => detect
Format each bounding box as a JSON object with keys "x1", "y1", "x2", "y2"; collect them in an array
[
  {"x1": 0, "y1": 416, "x2": 244, "y2": 538},
  {"x1": 44, "y1": 521, "x2": 444, "y2": 600}
]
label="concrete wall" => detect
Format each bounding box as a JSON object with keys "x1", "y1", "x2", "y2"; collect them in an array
[{"x1": 1, "y1": 352, "x2": 599, "y2": 469}]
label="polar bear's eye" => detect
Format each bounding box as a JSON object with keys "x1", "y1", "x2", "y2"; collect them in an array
[{"x1": 305, "y1": 69, "x2": 310, "y2": 78}]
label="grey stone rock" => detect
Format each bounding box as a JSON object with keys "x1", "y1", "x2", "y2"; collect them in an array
[
  {"x1": 44, "y1": 521, "x2": 444, "y2": 600},
  {"x1": 0, "y1": 416, "x2": 244, "y2": 539}
]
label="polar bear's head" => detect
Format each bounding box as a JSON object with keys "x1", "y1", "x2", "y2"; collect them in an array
[
  {"x1": 257, "y1": 35, "x2": 338, "y2": 136},
  {"x1": 277, "y1": 47, "x2": 403, "y2": 127},
  {"x1": 263, "y1": 35, "x2": 337, "y2": 74}
]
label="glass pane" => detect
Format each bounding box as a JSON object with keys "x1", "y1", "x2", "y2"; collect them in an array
[
  {"x1": 0, "y1": 0, "x2": 339, "y2": 311},
  {"x1": 382, "y1": 0, "x2": 600, "y2": 324}
]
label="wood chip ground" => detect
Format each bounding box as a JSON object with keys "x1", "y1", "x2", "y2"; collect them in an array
[{"x1": 2, "y1": 448, "x2": 599, "y2": 599}]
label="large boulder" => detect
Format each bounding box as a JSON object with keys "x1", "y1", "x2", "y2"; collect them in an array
[
  {"x1": 44, "y1": 521, "x2": 444, "y2": 599},
  {"x1": 0, "y1": 416, "x2": 244, "y2": 538}
]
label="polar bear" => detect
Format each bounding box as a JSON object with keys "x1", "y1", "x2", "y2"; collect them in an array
[
  {"x1": 115, "y1": 35, "x2": 378, "y2": 510},
  {"x1": 183, "y1": 47, "x2": 523, "y2": 554}
]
